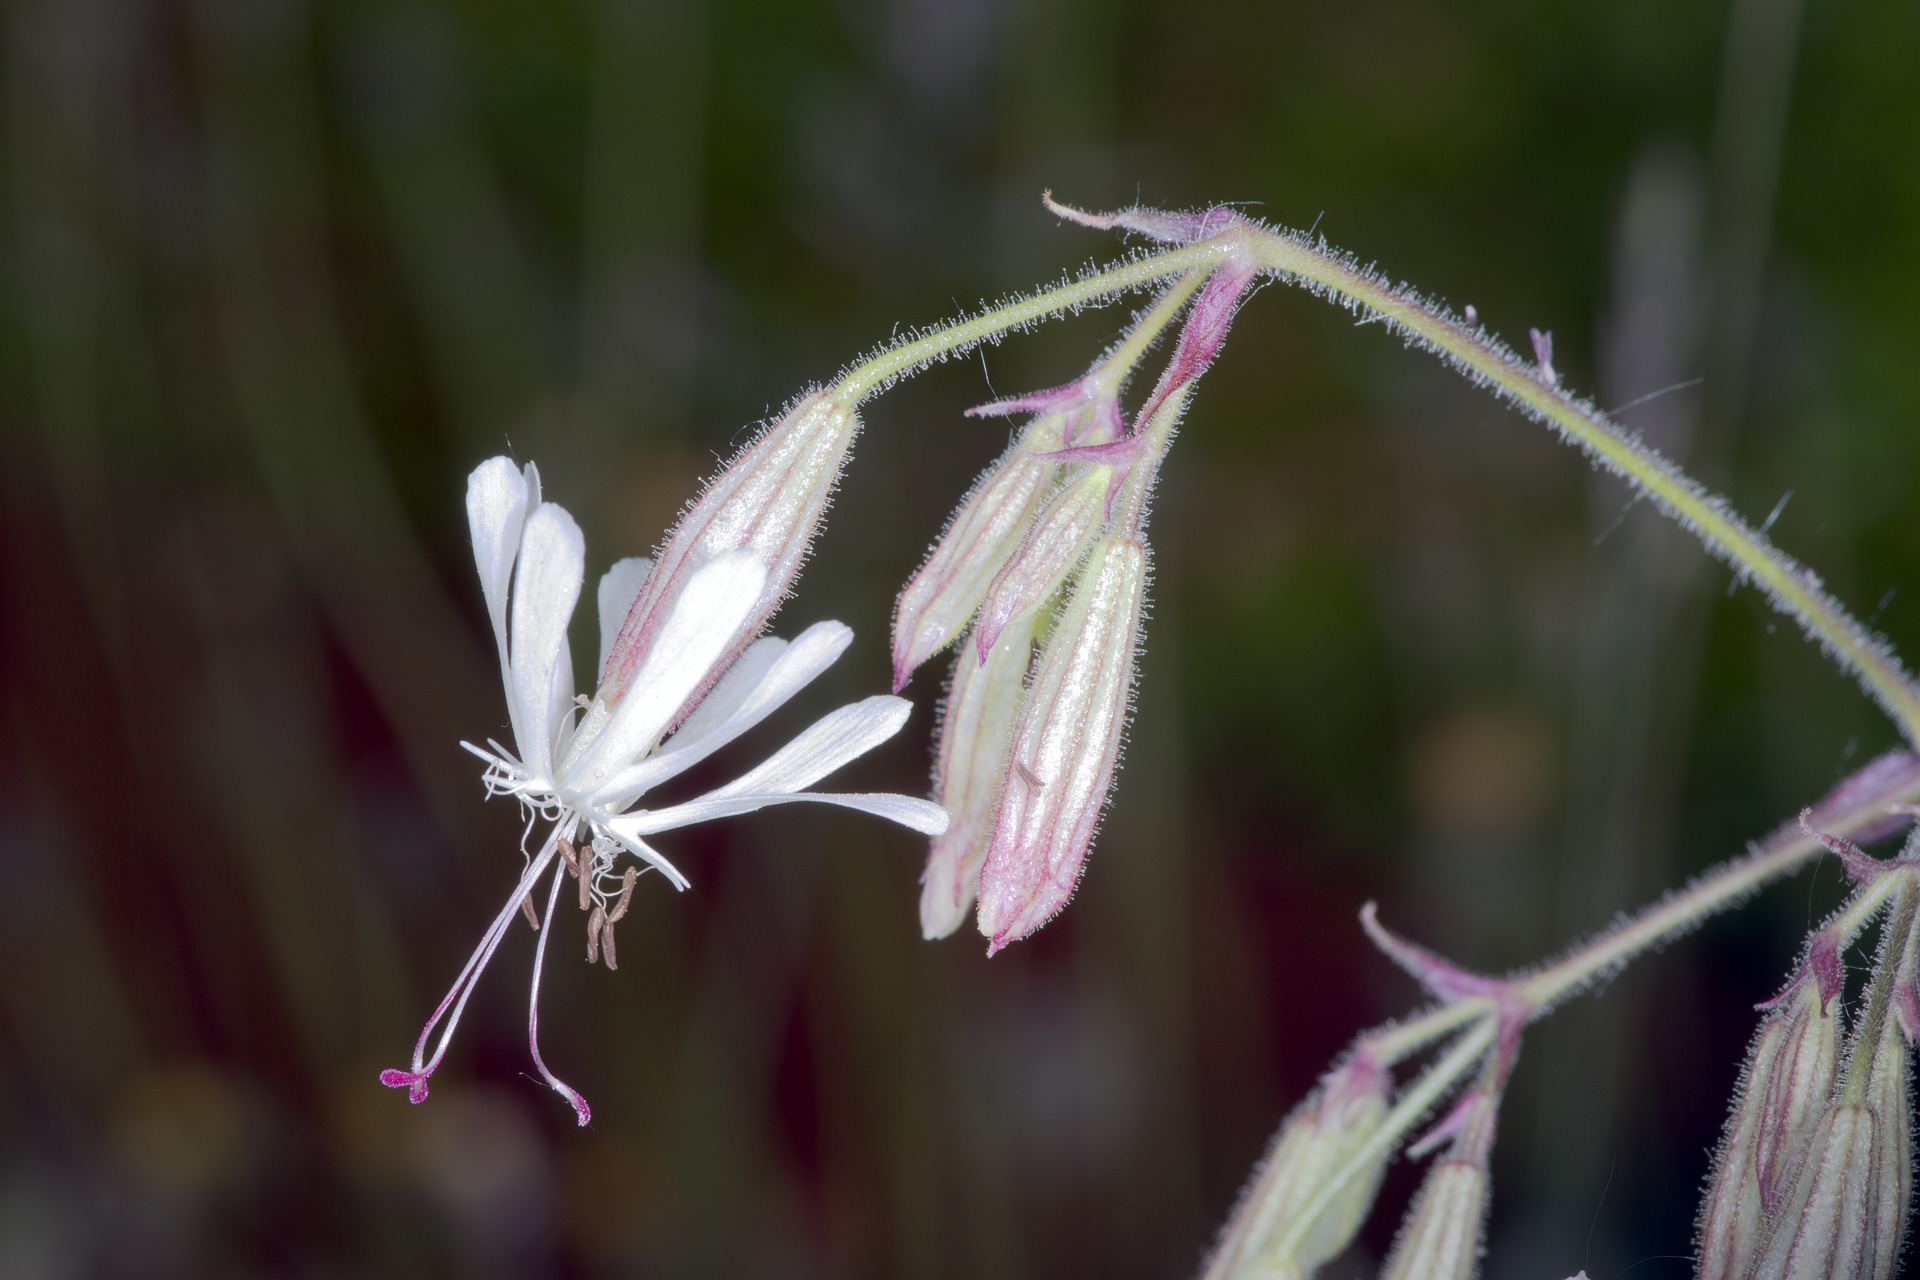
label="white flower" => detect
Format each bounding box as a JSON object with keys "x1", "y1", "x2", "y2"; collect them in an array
[{"x1": 383, "y1": 457, "x2": 947, "y2": 1123}]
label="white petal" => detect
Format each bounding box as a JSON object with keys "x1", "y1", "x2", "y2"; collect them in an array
[
  {"x1": 713, "y1": 695, "x2": 912, "y2": 797},
  {"x1": 565, "y1": 550, "x2": 768, "y2": 794},
  {"x1": 509, "y1": 504, "x2": 585, "y2": 778},
  {"x1": 467, "y1": 457, "x2": 530, "y2": 659},
  {"x1": 667, "y1": 635, "x2": 790, "y2": 751},
  {"x1": 649, "y1": 620, "x2": 854, "y2": 777},
  {"x1": 578, "y1": 632, "x2": 812, "y2": 811},
  {"x1": 597, "y1": 556, "x2": 654, "y2": 678},
  {"x1": 609, "y1": 790, "x2": 949, "y2": 838}
]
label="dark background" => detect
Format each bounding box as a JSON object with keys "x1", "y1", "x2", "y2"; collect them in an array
[{"x1": 5, "y1": 0, "x2": 1919, "y2": 1276}]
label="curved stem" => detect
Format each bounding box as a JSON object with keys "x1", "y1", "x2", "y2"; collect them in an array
[
  {"x1": 1513, "y1": 756, "x2": 1920, "y2": 1011},
  {"x1": 829, "y1": 242, "x2": 1231, "y2": 402},
  {"x1": 1242, "y1": 228, "x2": 1920, "y2": 744}
]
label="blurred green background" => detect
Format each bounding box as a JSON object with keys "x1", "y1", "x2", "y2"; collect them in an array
[{"x1": 5, "y1": 0, "x2": 1919, "y2": 1275}]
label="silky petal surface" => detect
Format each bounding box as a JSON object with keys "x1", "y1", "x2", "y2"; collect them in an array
[
  {"x1": 610, "y1": 789, "x2": 948, "y2": 838},
  {"x1": 665, "y1": 622, "x2": 852, "y2": 762},
  {"x1": 467, "y1": 458, "x2": 531, "y2": 658},
  {"x1": 508, "y1": 504, "x2": 585, "y2": 778},
  {"x1": 596, "y1": 557, "x2": 653, "y2": 679},
  {"x1": 565, "y1": 550, "x2": 767, "y2": 795}
]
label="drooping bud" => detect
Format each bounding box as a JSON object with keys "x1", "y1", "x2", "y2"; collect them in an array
[
  {"x1": 975, "y1": 536, "x2": 1147, "y2": 950},
  {"x1": 973, "y1": 466, "x2": 1113, "y2": 659},
  {"x1": 1201, "y1": 1054, "x2": 1391, "y2": 1280},
  {"x1": 600, "y1": 390, "x2": 858, "y2": 711},
  {"x1": 1380, "y1": 1093, "x2": 1499, "y2": 1280},
  {"x1": 890, "y1": 371, "x2": 1128, "y2": 691},
  {"x1": 919, "y1": 614, "x2": 1038, "y2": 940},
  {"x1": 1697, "y1": 968, "x2": 1843, "y2": 1280},
  {"x1": 1749, "y1": 1104, "x2": 1879, "y2": 1280},
  {"x1": 1864, "y1": 1000, "x2": 1911, "y2": 1280}
]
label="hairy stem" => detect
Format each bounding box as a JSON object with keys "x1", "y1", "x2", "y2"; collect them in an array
[
  {"x1": 1242, "y1": 228, "x2": 1920, "y2": 744},
  {"x1": 830, "y1": 242, "x2": 1230, "y2": 402}
]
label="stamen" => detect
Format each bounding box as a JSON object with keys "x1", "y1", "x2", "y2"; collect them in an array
[
  {"x1": 519, "y1": 893, "x2": 540, "y2": 931},
  {"x1": 578, "y1": 850, "x2": 593, "y2": 911},
  {"x1": 600, "y1": 917, "x2": 618, "y2": 971}
]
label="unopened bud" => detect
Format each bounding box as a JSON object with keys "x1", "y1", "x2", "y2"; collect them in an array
[
  {"x1": 1750, "y1": 1104, "x2": 1879, "y2": 1280},
  {"x1": 1866, "y1": 981, "x2": 1913, "y2": 1280},
  {"x1": 973, "y1": 466, "x2": 1113, "y2": 659},
  {"x1": 601, "y1": 391, "x2": 858, "y2": 710},
  {"x1": 1697, "y1": 974, "x2": 1842, "y2": 1280},
  {"x1": 976, "y1": 536, "x2": 1146, "y2": 950},
  {"x1": 1202, "y1": 1056, "x2": 1391, "y2": 1280},
  {"x1": 918, "y1": 614, "x2": 1037, "y2": 940},
  {"x1": 1380, "y1": 1160, "x2": 1488, "y2": 1280},
  {"x1": 892, "y1": 420, "x2": 1065, "y2": 690}
]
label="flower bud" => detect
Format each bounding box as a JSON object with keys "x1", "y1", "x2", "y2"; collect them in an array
[
  {"x1": 1201, "y1": 1056, "x2": 1391, "y2": 1280},
  {"x1": 972, "y1": 466, "x2": 1113, "y2": 660},
  {"x1": 1380, "y1": 1160, "x2": 1488, "y2": 1280},
  {"x1": 975, "y1": 536, "x2": 1146, "y2": 950},
  {"x1": 1697, "y1": 976, "x2": 1841, "y2": 1280},
  {"x1": 1750, "y1": 1104, "x2": 1879, "y2": 1280},
  {"x1": 918, "y1": 614, "x2": 1037, "y2": 940},
  {"x1": 1865, "y1": 993, "x2": 1912, "y2": 1280},
  {"x1": 601, "y1": 390, "x2": 858, "y2": 710},
  {"x1": 892, "y1": 422, "x2": 1064, "y2": 691}
]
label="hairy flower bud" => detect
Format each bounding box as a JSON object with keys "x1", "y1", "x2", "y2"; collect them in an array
[
  {"x1": 919, "y1": 614, "x2": 1037, "y2": 940},
  {"x1": 1202, "y1": 1055, "x2": 1391, "y2": 1280},
  {"x1": 975, "y1": 536, "x2": 1146, "y2": 950},
  {"x1": 1865, "y1": 1010, "x2": 1911, "y2": 1280},
  {"x1": 973, "y1": 465, "x2": 1113, "y2": 659},
  {"x1": 601, "y1": 390, "x2": 858, "y2": 711},
  {"x1": 1697, "y1": 974, "x2": 1842, "y2": 1280},
  {"x1": 1750, "y1": 1104, "x2": 1879, "y2": 1280},
  {"x1": 1381, "y1": 1161, "x2": 1488, "y2": 1280},
  {"x1": 891, "y1": 430, "x2": 1062, "y2": 691}
]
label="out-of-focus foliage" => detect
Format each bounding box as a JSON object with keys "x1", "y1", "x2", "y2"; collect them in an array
[{"x1": 2, "y1": 0, "x2": 1916, "y2": 1276}]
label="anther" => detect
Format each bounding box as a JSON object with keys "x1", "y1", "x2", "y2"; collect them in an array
[
  {"x1": 578, "y1": 854, "x2": 593, "y2": 912},
  {"x1": 600, "y1": 918, "x2": 619, "y2": 971},
  {"x1": 606, "y1": 867, "x2": 637, "y2": 924},
  {"x1": 519, "y1": 891, "x2": 540, "y2": 931},
  {"x1": 558, "y1": 838, "x2": 580, "y2": 878},
  {"x1": 586, "y1": 904, "x2": 606, "y2": 965}
]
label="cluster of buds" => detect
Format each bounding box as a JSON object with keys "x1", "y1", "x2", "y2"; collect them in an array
[
  {"x1": 895, "y1": 200, "x2": 1258, "y2": 950},
  {"x1": 1205, "y1": 904, "x2": 1532, "y2": 1280},
  {"x1": 1694, "y1": 820, "x2": 1920, "y2": 1280}
]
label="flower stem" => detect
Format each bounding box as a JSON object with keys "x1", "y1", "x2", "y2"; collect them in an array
[
  {"x1": 830, "y1": 242, "x2": 1232, "y2": 402},
  {"x1": 1513, "y1": 763, "x2": 1920, "y2": 1012},
  {"x1": 1240, "y1": 227, "x2": 1920, "y2": 745}
]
